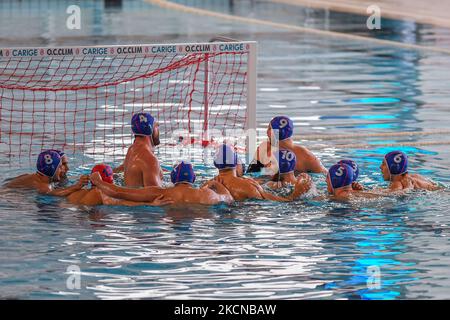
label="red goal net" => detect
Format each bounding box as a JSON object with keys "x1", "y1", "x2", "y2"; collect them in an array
[{"x1": 0, "y1": 42, "x2": 257, "y2": 165}]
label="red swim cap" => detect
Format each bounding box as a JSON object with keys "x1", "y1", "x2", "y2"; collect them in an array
[{"x1": 91, "y1": 164, "x2": 114, "y2": 184}]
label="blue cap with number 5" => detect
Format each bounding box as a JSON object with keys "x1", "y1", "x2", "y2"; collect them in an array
[
  {"x1": 384, "y1": 151, "x2": 408, "y2": 175},
  {"x1": 276, "y1": 149, "x2": 297, "y2": 174},
  {"x1": 270, "y1": 116, "x2": 294, "y2": 141},
  {"x1": 328, "y1": 163, "x2": 354, "y2": 189}
]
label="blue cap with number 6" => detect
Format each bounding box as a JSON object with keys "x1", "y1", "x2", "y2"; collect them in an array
[
  {"x1": 277, "y1": 149, "x2": 297, "y2": 174},
  {"x1": 328, "y1": 163, "x2": 354, "y2": 189},
  {"x1": 270, "y1": 116, "x2": 294, "y2": 141},
  {"x1": 384, "y1": 151, "x2": 408, "y2": 175}
]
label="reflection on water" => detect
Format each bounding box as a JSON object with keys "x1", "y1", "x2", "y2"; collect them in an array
[{"x1": 1, "y1": 0, "x2": 450, "y2": 300}]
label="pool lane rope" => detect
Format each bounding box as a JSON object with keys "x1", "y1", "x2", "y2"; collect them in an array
[
  {"x1": 294, "y1": 129, "x2": 450, "y2": 141},
  {"x1": 147, "y1": 0, "x2": 450, "y2": 55},
  {"x1": 296, "y1": 129, "x2": 450, "y2": 149},
  {"x1": 307, "y1": 140, "x2": 450, "y2": 150}
]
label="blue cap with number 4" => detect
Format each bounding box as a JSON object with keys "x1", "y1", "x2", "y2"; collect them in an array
[{"x1": 131, "y1": 112, "x2": 155, "y2": 136}]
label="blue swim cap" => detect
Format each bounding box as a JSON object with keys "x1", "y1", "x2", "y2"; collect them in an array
[
  {"x1": 328, "y1": 163, "x2": 354, "y2": 190},
  {"x1": 213, "y1": 144, "x2": 238, "y2": 170},
  {"x1": 131, "y1": 112, "x2": 155, "y2": 136},
  {"x1": 36, "y1": 150, "x2": 62, "y2": 178},
  {"x1": 384, "y1": 151, "x2": 408, "y2": 175},
  {"x1": 338, "y1": 159, "x2": 359, "y2": 181},
  {"x1": 270, "y1": 116, "x2": 294, "y2": 141},
  {"x1": 43, "y1": 149, "x2": 65, "y2": 158},
  {"x1": 171, "y1": 161, "x2": 196, "y2": 185},
  {"x1": 277, "y1": 149, "x2": 297, "y2": 174}
]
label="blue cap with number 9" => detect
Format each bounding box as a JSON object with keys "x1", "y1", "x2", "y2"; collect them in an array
[
  {"x1": 270, "y1": 116, "x2": 294, "y2": 141},
  {"x1": 384, "y1": 151, "x2": 408, "y2": 175},
  {"x1": 328, "y1": 163, "x2": 354, "y2": 189},
  {"x1": 131, "y1": 112, "x2": 155, "y2": 136},
  {"x1": 277, "y1": 149, "x2": 296, "y2": 174}
]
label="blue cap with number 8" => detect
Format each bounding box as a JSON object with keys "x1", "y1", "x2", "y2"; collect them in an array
[
  {"x1": 276, "y1": 149, "x2": 297, "y2": 174},
  {"x1": 384, "y1": 151, "x2": 408, "y2": 175},
  {"x1": 36, "y1": 150, "x2": 61, "y2": 177},
  {"x1": 270, "y1": 116, "x2": 294, "y2": 141}
]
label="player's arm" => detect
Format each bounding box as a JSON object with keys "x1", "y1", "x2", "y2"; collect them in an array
[
  {"x1": 410, "y1": 174, "x2": 441, "y2": 191},
  {"x1": 389, "y1": 181, "x2": 408, "y2": 192},
  {"x1": 44, "y1": 176, "x2": 89, "y2": 196},
  {"x1": 290, "y1": 174, "x2": 313, "y2": 199},
  {"x1": 100, "y1": 193, "x2": 173, "y2": 206},
  {"x1": 303, "y1": 148, "x2": 327, "y2": 174},
  {"x1": 246, "y1": 178, "x2": 291, "y2": 202},
  {"x1": 351, "y1": 182, "x2": 365, "y2": 191},
  {"x1": 90, "y1": 172, "x2": 164, "y2": 202}
]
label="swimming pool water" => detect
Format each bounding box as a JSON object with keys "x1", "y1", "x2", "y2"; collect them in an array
[{"x1": 1, "y1": 0, "x2": 450, "y2": 299}]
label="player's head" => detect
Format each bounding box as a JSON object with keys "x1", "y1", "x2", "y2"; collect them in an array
[
  {"x1": 91, "y1": 164, "x2": 114, "y2": 185},
  {"x1": 381, "y1": 151, "x2": 408, "y2": 181},
  {"x1": 268, "y1": 116, "x2": 294, "y2": 143},
  {"x1": 44, "y1": 149, "x2": 69, "y2": 180},
  {"x1": 326, "y1": 163, "x2": 354, "y2": 194},
  {"x1": 236, "y1": 156, "x2": 246, "y2": 177},
  {"x1": 171, "y1": 161, "x2": 196, "y2": 185},
  {"x1": 213, "y1": 144, "x2": 238, "y2": 171},
  {"x1": 275, "y1": 149, "x2": 296, "y2": 175},
  {"x1": 337, "y1": 159, "x2": 359, "y2": 181},
  {"x1": 131, "y1": 112, "x2": 160, "y2": 146},
  {"x1": 36, "y1": 150, "x2": 62, "y2": 182}
]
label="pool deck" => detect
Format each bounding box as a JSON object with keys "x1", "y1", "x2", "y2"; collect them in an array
[{"x1": 269, "y1": 0, "x2": 450, "y2": 28}]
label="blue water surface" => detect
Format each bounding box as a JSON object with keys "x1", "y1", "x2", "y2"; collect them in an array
[{"x1": 1, "y1": 0, "x2": 450, "y2": 299}]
